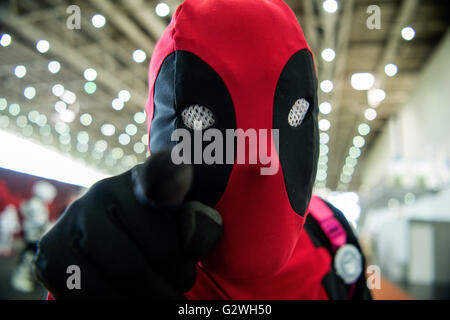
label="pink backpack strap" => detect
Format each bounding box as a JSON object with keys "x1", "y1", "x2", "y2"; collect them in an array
[{"x1": 308, "y1": 195, "x2": 346, "y2": 252}]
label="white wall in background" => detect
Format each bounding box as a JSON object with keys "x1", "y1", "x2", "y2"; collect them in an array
[
  {"x1": 360, "y1": 28, "x2": 450, "y2": 193},
  {"x1": 362, "y1": 187, "x2": 450, "y2": 284},
  {"x1": 408, "y1": 222, "x2": 434, "y2": 285}
]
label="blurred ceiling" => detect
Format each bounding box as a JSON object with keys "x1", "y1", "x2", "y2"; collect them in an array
[
  {"x1": 287, "y1": 0, "x2": 450, "y2": 192},
  {"x1": 0, "y1": 0, "x2": 449, "y2": 191}
]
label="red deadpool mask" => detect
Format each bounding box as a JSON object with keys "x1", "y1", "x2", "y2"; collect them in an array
[{"x1": 146, "y1": 0, "x2": 319, "y2": 280}]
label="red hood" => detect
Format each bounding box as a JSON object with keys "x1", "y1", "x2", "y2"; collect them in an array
[{"x1": 146, "y1": 0, "x2": 319, "y2": 283}]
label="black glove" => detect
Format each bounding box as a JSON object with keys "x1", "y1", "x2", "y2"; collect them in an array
[{"x1": 34, "y1": 150, "x2": 223, "y2": 299}]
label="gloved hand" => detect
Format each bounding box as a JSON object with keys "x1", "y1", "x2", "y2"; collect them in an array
[{"x1": 33, "y1": 150, "x2": 223, "y2": 299}]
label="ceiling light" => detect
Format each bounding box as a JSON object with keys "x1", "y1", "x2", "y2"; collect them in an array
[
  {"x1": 23, "y1": 87, "x2": 36, "y2": 100},
  {"x1": 343, "y1": 165, "x2": 354, "y2": 176},
  {"x1": 351, "y1": 72, "x2": 375, "y2": 90},
  {"x1": 36, "y1": 114, "x2": 47, "y2": 127},
  {"x1": 323, "y1": 0, "x2": 338, "y2": 13},
  {"x1": 77, "y1": 143, "x2": 89, "y2": 153},
  {"x1": 316, "y1": 169, "x2": 327, "y2": 181},
  {"x1": 77, "y1": 131, "x2": 90, "y2": 144},
  {"x1": 320, "y1": 132, "x2": 330, "y2": 144},
  {"x1": 346, "y1": 156, "x2": 357, "y2": 167},
  {"x1": 358, "y1": 123, "x2": 370, "y2": 136},
  {"x1": 134, "y1": 112, "x2": 146, "y2": 124},
  {"x1": 155, "y1": 3, "x2": 170, "y2": 17},
  {"x1": 319, "y1": 102, "x2": 332, "y2": 115},
  {"x1": 118, "y1": 90, "x2": 131, "y2": 102},
  {"x1": 141, "y1": 134, "x2": 149, "y2": 145},
  {"x1": 349, "y1": 146, "x2": 361, "y2": 158},
  {"x1": 92, "y1": 14, "x2": 106, "y2": 28},
  {"x1": 364, "y1": 108, "x2": 377, "y2": 121},
  {"x1": 59, "y1": 134, "x2": 71, "y2": 145},
  {"x1": 112, "y1": 98, "x2": 124, "y2": 111},
  {"x1": 0, "y1": 98, "x2": 8, "y2": 111},
  {"x1": 14, "y1": 65, "x2": 26, "y2": 78},
  {"x1": 123, "y1": 155, "x2": 138, "y2": 168},
  {"x1": 101, "y1": 124, "x2": 116, "y2": 136},
  {"x1": 118, "y1": 133, "x2": 131, "y2": 146},
  {"x1": 321, "y1": 48, "x2": 335, "y2": 62},
  {"x1": 83, "y1": 68, "x2": 97, "y2": 81},
  {"x1": 84, "y1": 81, "x2": 97, "y2": 94},
  {"x1": 16, "y1": 115, "x2": 28, "y2": 128},
  {"x1": 26, "y1": 111, "x2": 40, "y2": 124},
  {"x1": 132, "y1": 49, "x2": 147, "y2": 63},
  {"x1": 401, "y1": 26, "x2": 415, "y2": 41},
  {"x1": 320, "y1": 144, "x2": 329, "y2": 155},
  {"x1": 39, "y1": 125, "x2": 51, "y2": 137},
  {"x1": 91, "y1": 151, "x2": 103, "y2": 160},
  {"x1": 22, "y1": 125, "x2": 33, "y2": 137},
  {"x1": 0, "y1": 33, "x2": 12, "y2": 47},
  {"x1": 353, "y1": 136, "x2": 365, "y2": 148},
  {"x1": 8, "y1": 104, "x2": 20, "y2": 116},
  {"x1": 54, "y1": 101, "x2": 67, "y2": 113},
  {"x1": 320, "y1": 80, "x2": 333, "y2": 93},
  {"x1": 368, "y1": 88, "x2": 386, "y2": 106},
  {"x1": 55, "y1": 122, "x2": 69, "y2": 135},
  {"x1": 315, "y1": 182, "x2": 326, "y2": 189},
  {"x1": 0, "y1": 115, "x2": 10, "y2": 128},
  {"x1": 80, "y1": 113, "x2": 93, "y2": 126},
  {"x1": 94, "y1": 140, "x2": 108, "y2": 153},
  {"x1": 52, "y1": 84, "x2": 64, "y2": 97},
  {"x1": 112, "y1": 147, "x2": 124, "y2": 160},
  {"x1": 133, "y1": 142, "x2": 146, "y2": 154},
  {"x1": 60, "y1": 109, "x2": 75, "y2": 123},
  {"x1": 318, "y1": 155, "x2": 328, "y2": 164},
  {"x1": 319, "y1": 154, "x2": 328, "y2": 164},
  {"x1": 384, "y1": 63, "x2": 398, "y2": 77},
  {"x1": 47, "y1": 60, "x2": 61, "y2": 74},
  {"x1": 36, "y1": 40, "x2": 50, "y2": 53},
  {"x1": 61, "y1": 90, "x2": 76, "y2": 104},
  {"x1": 319, "y1": 119, "x2": 331, "y2": 131},
  {"x1": 340, "y1": 174, "x2": 352, "y2": 184},
  {"x1": 125, "y1": 124, "x2": 138, "y2": 136}
]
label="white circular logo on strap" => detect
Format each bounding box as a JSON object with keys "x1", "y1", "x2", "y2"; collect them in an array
[{"x1": 334, "y1": 244, "x2": 362, "y2": 284}]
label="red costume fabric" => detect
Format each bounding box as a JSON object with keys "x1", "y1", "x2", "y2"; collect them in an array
[
  {"x1": 186, "y1": 196, "x2": 332, "y2": 299},
  {"x1": 0, "y1": 180, "x2": 19, "y2": 213},
  {"x1": 144, "y1": 0, "x2": 357, "y2": 299}
]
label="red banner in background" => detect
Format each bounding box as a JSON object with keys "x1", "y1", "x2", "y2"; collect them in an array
[{"x1": 0, "y1": 167, "x2": 82, "y2": 224}]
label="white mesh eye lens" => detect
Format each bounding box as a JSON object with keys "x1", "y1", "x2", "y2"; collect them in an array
[
  {"x1": 288, "y1": 98, "x2": 309, "y2": 127},
  {"x1": 181, "y1": 104, "x2": 215, "y2": 130}
]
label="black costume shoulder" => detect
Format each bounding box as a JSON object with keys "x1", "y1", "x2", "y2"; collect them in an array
[{"x1": 303, "y1": 199, "x2": 372, "y2": 300}]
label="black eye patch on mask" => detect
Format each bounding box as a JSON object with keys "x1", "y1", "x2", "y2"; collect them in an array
[
  {"x1": 273, "y1": 49, "x2": 319, "y2": 216},
  {"x1": 150, "y1": 50, "x2": 237, "y2": 207}
]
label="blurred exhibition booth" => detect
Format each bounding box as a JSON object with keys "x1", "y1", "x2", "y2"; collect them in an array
[{"x1": 0, "y1": 0, "x2": 449, "y2": 299}]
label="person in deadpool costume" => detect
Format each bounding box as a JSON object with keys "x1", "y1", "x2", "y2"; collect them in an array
[{"x1": 34, "y1": 0, "x2": 372, "y2": 300}]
